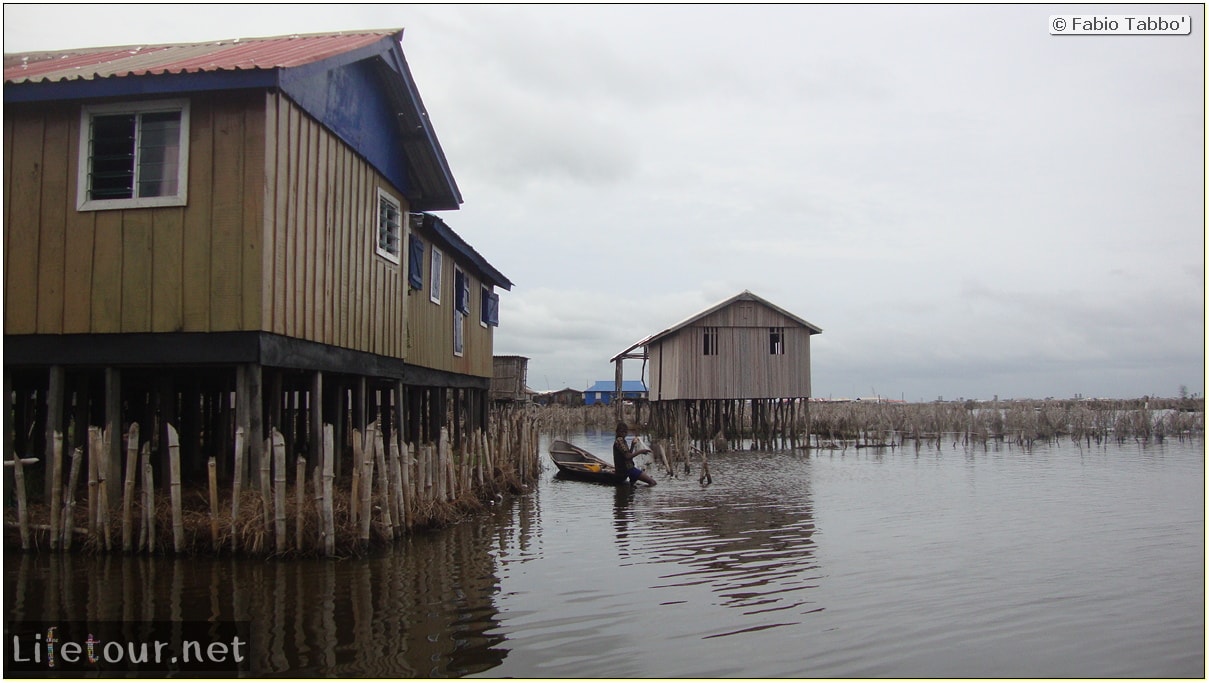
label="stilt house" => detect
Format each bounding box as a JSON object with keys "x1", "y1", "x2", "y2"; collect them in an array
[
  {"x1": 611, "y1": 291, "x2": 822, "y2": 447},
  {"x1": 490, "y1": 355, "x2": 530, "y2": 403},
  {"x1": 4, "y1": 30, "x2": 513, "y2": 496}
]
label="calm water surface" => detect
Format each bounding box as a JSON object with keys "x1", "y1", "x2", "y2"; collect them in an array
[{"x1": 5, "y1": 431, "x2": 1204, "y2": 677}]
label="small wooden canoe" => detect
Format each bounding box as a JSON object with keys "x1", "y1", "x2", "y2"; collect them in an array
[{"x1": 549, "y1": 440, "x2": 623, "y2": 484}]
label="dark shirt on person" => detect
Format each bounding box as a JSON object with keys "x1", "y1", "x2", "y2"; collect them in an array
[{"x1": 613, "y1": 437, "x2": 635, "y2": 479}]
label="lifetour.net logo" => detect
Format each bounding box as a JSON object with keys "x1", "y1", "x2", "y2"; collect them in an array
[{"x1": 5, "y1": 621, "x2": 251, "y2": 677}]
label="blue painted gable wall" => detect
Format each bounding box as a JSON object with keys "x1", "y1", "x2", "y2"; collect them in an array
[{"x1": 281, "y1": 59, "x2": 412, "y2": 198}]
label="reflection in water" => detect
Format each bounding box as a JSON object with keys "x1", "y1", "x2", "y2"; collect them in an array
[
  {"x1": 9, "y1": 436, "x2": 1201, "y2": 677},
  {"x1": 4, "y1": 496, "x2": 542, "y2": 677},
  {"x1": 609, "y1": 450, "x2": 820, "y2": 638}
]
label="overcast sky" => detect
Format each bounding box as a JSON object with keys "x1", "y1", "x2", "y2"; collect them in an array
[{"x1": 5, "y1": 4, "x2": 1204, "y2": 400}]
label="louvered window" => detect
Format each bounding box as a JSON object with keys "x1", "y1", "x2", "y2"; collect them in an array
[
  {"x1": 78, "y1": 99, "x2": 189, "y2": 210},
  {"x1": 376, "y1": 189, "x2": 403, "y2": 264}
]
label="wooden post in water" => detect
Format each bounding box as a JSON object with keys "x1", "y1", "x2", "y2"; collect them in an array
[
  {"x1": 122, "y1": 423, "x2": 140, "y2": 552},
  {"x1": 62, "y1": 446, "x2": 83, "y2": 550},
  {"x1": 49, "y1": 430, "x2": 63, "y2": 551},
  {"x1": 260, "y1": 434, "x2": 273, "y2": 534},
  {"x1": 167, "y1": 423, "x2": 184, "y2": 554},
  {"x1": 358, "y1": 425, "x2": 374, "y2": 547},
  {"x1": 141, "y1": 443, "x2": 155, "y2": 553},
  {"x1": 86, "y1": 428, "x2": 98, "y2": 537},
  {"x1": 372, "y1": 424, "x2": 394, "y2": 538},
  {"x1": 350, "y1": 428, "x2": 362, "y2": 529},
  {"x1": 295, "y1": 456, "x2": 306, "y2": 551},
  {"x1": 271, "y1": 428, "x2": 286, "y2": 554},
  {"x1": 389, "y1": 439, "x2": 403, "y2": 534},
  {"x1": 231, "y1": 427, "x2": 244, "y2": 553},
  {"x1": 97, "y1": 427, "x2": 112, "y2": 551},
  {"x1": 322, "y1": 424, "x2": 335, "y2": 556},
  {"x1": 207, "y1": 457, "x2": 219, "y2": 551},
  {"x1": 11, "y1": 452, "x2": 31, "y2": 549}
]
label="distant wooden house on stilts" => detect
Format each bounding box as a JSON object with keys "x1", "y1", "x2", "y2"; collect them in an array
[
  {"x1": 611, "y1": 291, "x2": 822, "y2": 451},
  {"x1": 3, "y1": 30, "x2": 526, "y2": 554}
]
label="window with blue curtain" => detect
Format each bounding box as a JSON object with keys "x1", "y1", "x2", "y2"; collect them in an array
[
  {"x1": 407, "y1": 234, "x2": 424, "y2": 290},
  {"x1": 455, "y1": 269, "x2": 470, "y2": 315}
]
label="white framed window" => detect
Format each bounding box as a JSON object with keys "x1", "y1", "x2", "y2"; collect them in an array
[
  {"x1": 453, "y1": 310, "x2": 464, "y2": 357},
  {"x1": 77, "y1": 99, "x2": 190, "y2": 211},
  {"x1": 376, "y1": 189, "x2": 403, "y2": 264},
  {"x1": 430, "y1": 247, "x2": 444, "y2": 304}
]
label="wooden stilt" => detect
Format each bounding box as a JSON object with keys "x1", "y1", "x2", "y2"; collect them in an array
[
  {"x1": 271, "y1": 428, "x2": 286, "y2": 554},
  {"x1": 321, "y1": 423, "x2": 335, "y2": 556},
  {"x1": 207, "y1": 457, "x2": 219, "y2": 551},
  {"x1": 11, "y1": 452, "x2": 31, "y2": 550},
  {"x1": 49, "y1": 430, "x2": 63, "y2": 551},
  {"x1": 62, "y1": 446, "x2": 83, "y2": 550},
  {"x1": 167, "y1": 423, "x2": 184, "y2": 554},
  {"x1": 97, "y1": 427, "x2": 112, "y2": 551},
  {"x1": 231, "y1": 426, "x2": 244, "y2": 553},
  {"x1": 295, "y1": 456, "x2": 305, "y2": 552},
  {"x1": 121, "y1": 423, "x2": 140, "y2": 553},
  {"x1": 358, "y1": 424, "x2": 374, "y2": 547},
  {"x1": 350, "y1": 428, "x2": 362, "y2": 528},
  {"x1": 141, "y1": 443, "x2": 155, "y2": 553}
]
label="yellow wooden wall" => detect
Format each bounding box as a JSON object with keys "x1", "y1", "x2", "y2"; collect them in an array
[
  {"x1": 263, "y1": 92, "x2": 409, "y2": 359},
  {"x1": 4, "y1": 90, "x2": 495, "y2": 378},
  {"x1": 648, "y1": 303, "x2": 812, "y2": 400},
  {"x1": 4, "y1": 93, "x2": 265, "y2": 336},
  {"x1": 404, "y1": 234, "x2": 495, "y2": 378}
]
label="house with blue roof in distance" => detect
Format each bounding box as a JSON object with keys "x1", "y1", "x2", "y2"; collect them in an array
[{"x1": 584, "y1": 380, "x2": 649, "y2": 406}]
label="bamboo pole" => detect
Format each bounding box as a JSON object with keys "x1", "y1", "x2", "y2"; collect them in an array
[
  {"x1": 389, "y1": 439, "x2": 404, "y2": 532},
  {"x1": 62, "y1": 446, "x2": 83, "y2": 550},
  {"x1": 271, "y1": 428, "x2": 286, "y2": 554},
  {"x1": 97, "y1": 426, "x2": 112, "y2": 551},
  {"x1": 207, "y1": 457, "x2": 219, "y2": 551},
  {"x1": 11, "y1": 452, "x2": 31, "y2": 549},
  {"x1": 142, "y1": 444, "x2": 155, "y2": 553},
  {"x1": 49, "y1": 430, "x2": 63, "y2": 551},
  {"x1": 295, "y1": 456, "x2": 306, "y2": 552},
  {"x1": 422, "y1": 443, "x2": 432, "y2": 502},
  {"x1": 372, "y1": 424, "x2": 394, "y2": 538},
  {"x1": 231, "y1": 426, "x2": 244, "y2": 554},
  {"x1": 474, "y1": 430, "x2": 484, "y2": 488},
  {"x1": 260, "y1": 434, "x2": 273, "y2": 534},
  {"x1": 87, "y1": 428, "x2": 98, "y2": 537},
  {"x1": 350, "y1": 428, "x2": 362, "y2": 529},
  {"x1": 122, "y1": 422, "x2": 140, "y2": 553},
  {"x1": 322, "y1": 424, "x2": 335, "y2": 556},
  {"x1": 358, "y1": 426, "x2": 374, "y2": 547},
  {"x1": 167, "y1": 423, "x2": 184, "y2": 554},
  {"x1": 403, "y1": 442, "x2": 415, "y2": 529},
  {"x1": 439, "y1": 429, "x2": 450, "y2": 502}
]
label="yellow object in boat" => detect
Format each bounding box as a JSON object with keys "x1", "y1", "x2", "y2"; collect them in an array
[{"x1": 584, "y1": 463, "x2": 601, "y2": 472}]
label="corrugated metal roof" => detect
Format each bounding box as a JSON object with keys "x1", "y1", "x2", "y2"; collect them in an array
[
  {"x1": 4, "y1": 30, "x2": 398, "y2": 84},
  {"x1": 610, "y1": 290, "x2": 823, "y2": 362}
]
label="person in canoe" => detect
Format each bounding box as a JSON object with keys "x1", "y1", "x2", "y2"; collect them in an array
[{"x1": 613, "y1": 422, "x2": 657, "y2": 486}]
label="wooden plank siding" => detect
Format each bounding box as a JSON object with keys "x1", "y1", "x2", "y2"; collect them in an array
[
  {"x1": 4, "y1": 90, "x2": 494, "y2": 377},
  {"x1": 261, "y1": 92, "x2": 412, "y2": 359},
  {"x1": 3, "y1": 94, "x2": 265, "y2": 337},
  {"x1": 649, "y1": 303, "x2": 812, "y2": 401},
  {"x1": 405, "y1": 243, "x2": 495, "y2": 378}
]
